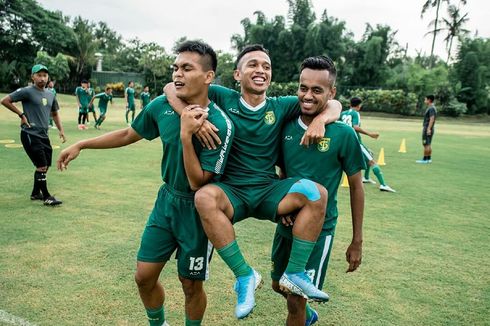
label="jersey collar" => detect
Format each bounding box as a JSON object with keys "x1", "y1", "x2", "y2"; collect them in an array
[
  {"x1": 297, "y1": 116, "x2": 308, "y2": 131},
  {"x1": 239, "y1": 97, "x2": 266, "y2": 112}
]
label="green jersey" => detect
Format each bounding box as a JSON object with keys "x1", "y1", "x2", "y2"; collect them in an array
[
  {"x1": 75, "y1": 86, "x2": 91, "y2": 108},
  {"x1": 279, "y1": 118, "x2": 365, "y2": 234},
  {"x1": 47, "y1": 87, "x2": 56, "y2": 96},
  {"x1": 340, "y1": 108, "x2": 362, "y2": 142},
  {"x1": 125, "y1": 87, "x2": 135, "y2": 105},
  {"x1": 94, "y1": 92, "x2": 113, "y2": 110},
  {"x1": 208, "y1": 85, "x2": 300, "y2": 186},
  {"x1": 140, "y1": 91, "x2": 151, "y2": 109},
  {"x1": 131, "y1": 95, "x2": 234, "y2": 193}
]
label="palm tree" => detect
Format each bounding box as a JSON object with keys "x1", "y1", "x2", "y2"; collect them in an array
[
  {"x1": 421, "y1": 0, "x2": 449, "y2": 67},
  {"x1": 441, "y1": 5, "x2": 470, "y2": 63},
  {"x1": 421, "y1": 0, "x2": 467, "y2": 67}
]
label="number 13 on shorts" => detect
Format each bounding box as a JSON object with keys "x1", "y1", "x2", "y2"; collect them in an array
[{"x1": 189, "y1": 256, "x2": 204, "y2": 271}]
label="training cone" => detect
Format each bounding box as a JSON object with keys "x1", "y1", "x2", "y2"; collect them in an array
[
  {"x1": 377, "y1": 148, "x2": 386, "y2": 165},
  {"x1": 398, "y1": 138, "x2": 407, "y2": 153},
  {"x1": 341, "y1": 173, "x2": 349, "y2": 188}
]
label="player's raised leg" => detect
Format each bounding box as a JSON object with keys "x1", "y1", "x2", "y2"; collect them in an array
[{"x1": 195, "y1": 184, "x2": 262, "y2": 319}]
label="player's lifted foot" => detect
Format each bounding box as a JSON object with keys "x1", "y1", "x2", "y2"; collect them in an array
[
  {"x1": 305, "y1": 304, "x2": 319, "y2": 326},
  {"x1": 279, "y1": 271, "x2": 329, "y2": 302},
  {"x1": 234, "y1": 268, "x2": 263, "y2": 319},
  {"x1": 379, "y1": 184, "x2": 396, "y2": 193},
  {"x1": 362, "y1": 177, "x2": 376, "y2": 184},
  {"x1": 43, "y1": 196, "x2": 62, "y2": 206}
]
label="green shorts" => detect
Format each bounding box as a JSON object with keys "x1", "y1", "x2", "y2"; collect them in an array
[
  {"x1": 127, "y1": 102, "x2": 135, "y2": 111},
  {"x1": 271, "y1": 225, "x2": 335, "y2": 290},
  {"x1": 98, "y1": 107, "x2": 107, "y2": 116},
  {"x1": 214, "y1": 177, "x2": 301, "y2": 224},
  {"x1": 88, "y1": 105, "x2": 95, "y2": 113},
  {"x1": 360, "y1": 143, "x2": 374, "y2": 162},
  {"x1": 79, "y1": 106, "x2": 88, "y2": 114},
  {"x1": 137, "y1": 184, "x2": 212, "y2": 280}
]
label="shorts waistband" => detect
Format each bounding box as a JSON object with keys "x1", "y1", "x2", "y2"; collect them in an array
[{"x1": 162, "y1": 183, "x2": 195, "y2": 199}]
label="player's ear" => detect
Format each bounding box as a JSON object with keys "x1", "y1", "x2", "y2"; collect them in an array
[
  {"x1": 233, "y1": 69, "x2": 241, "y2": 82},
  {"x1": 330, "y1": 86, "x2": 337, "y2": 100},
  {"x1": 204, "y1": 70, "x2": 215, "y2": 85}
]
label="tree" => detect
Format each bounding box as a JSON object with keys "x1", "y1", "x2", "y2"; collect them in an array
[
  {"x1": 35, "y1": 51, "x2": 70, "y2": 82},
  {"x1": 421, "y1": 0, "x2": 449, "y2": 67},
  {"x1": 440, "y1": 4, "x2": 469, "y2": 63},
  {"x1": 0, "y1": 0, "x2": 75, "y2": 87},
  {"x1": 139, "y1": 42, "x2": 172, "y2": 91},
  {"x1": 71, "y1": 16, "x2": 98, "y2": 79}
]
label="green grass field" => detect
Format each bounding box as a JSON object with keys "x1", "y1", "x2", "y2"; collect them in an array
[{"x1": 1, "y1": 93, "x2": 489, "y2": 325}]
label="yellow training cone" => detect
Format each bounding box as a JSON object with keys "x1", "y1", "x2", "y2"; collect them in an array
[
  {"x1": 341, "y1": 173, "x2": 349, "y2": 188},
  {"x1": 398, "y1": 139, "x2": 407, "y2": 153},
  {"x1": 377, "y1": 148, "x2": 386, "y2": 165}
]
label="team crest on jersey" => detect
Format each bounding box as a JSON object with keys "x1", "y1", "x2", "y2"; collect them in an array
[
  {"x1": 317, "y1": 137, "x2": 330, "y2": 152},
  {"x1": 264, "y1": 111, "x2": 276, "y2": 125},
  {"x1": 42, "y1": 97, "x2": 48, "y2": 106},
  {"x1": 284, "y1": 135, "x2": 293, "y2": 141}
]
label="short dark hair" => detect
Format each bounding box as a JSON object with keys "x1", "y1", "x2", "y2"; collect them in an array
[
  {"x1": 235, "y1": 44, "x2": 269, "y2": 68},
  {"x1": 300, "y1": 55, "x2": 337, "y2": 86},
  {"x1": 105, "y1": 86, "x2": 112, "y2": 91},
  {"x1": 176, "y1": 40, "x2": 217, "y2": 72},
  {"x1": 426, "y1": 95, "x2": 435, "y2": 102},
  {"x1": 81, "y1": 79, "x2": 88, "y2": 84},
  {"x1": 350, "y1": 97, "x2": 362, "y2": 107},
  {"x1": 128, "y1": 81, "x2": 134, "y2": 86}
]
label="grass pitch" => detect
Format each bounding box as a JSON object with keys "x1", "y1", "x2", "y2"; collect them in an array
[{"x1": 0, "y1": 93, "x2": 489, "y2": 325}]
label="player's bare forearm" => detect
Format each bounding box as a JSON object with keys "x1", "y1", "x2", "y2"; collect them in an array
[
  {"x1": 428, "y1": 116, "x2": 435, "y2": 131},
  {"x1": 318, "y1": 99, "x2": 342, "y2": 124},
  {"x1": 301, "y1": 100, "x2": 341, "y2": 145},
  {"x1": 163, "y1": 82, "x2": 186, "y2": 115},
  {"x1": 181, "y1": 135, "x2": 213, "y2": 190},
  {"x1": 79, "y1": 127, "x2": 142, "y2": 150},
  {"x1": 348, "y1": 172, "x2": 364, "y2": 244},
  {"x1": 51, "y1": 112, "x2": 66, "y2": 142},
  {"x1": 1, "y1": 96, "x2": 22, "y2": 116}
]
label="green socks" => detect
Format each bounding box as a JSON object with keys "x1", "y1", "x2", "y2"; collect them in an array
[
  {"x1": 216, "y1": 240, "x2": 252, "y2": 278},
  {"x1": 372, "y1": 165, "x2": 386, "y2": 186},
  {"x1": 146, "y1": 306, "x2": 165, "y2": 326},
  {"x1": 285, "y1": 237, "x2": 316, "y2": 274},
  {"x1": 185, "y1": 317, "x2": 202, "y2": 325},
  {"x1": 364, "y1": 166, "x2": 371, "y2": 179},
  {"x1": 306, "y1": 303, "x2": 314, "y2": 319}
]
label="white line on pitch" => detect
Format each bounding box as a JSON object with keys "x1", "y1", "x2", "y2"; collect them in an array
[{"x1": 0, "y1": 310, "x2": 37, "y2": 326}]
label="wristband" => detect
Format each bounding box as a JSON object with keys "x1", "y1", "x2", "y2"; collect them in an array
[{"x1": 18, "y1": 112, "x2": 25, "y2": 118}]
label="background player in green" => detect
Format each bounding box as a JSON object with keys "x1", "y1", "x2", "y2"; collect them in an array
[
  {"x1": 165, "y1": 44, "x2": 342, "y2": 319},
  {"x1": 75, "y1": 79, "x2": 91, "y2": 130},
  {"x1": 87, "y1": 81, "x2": 97, "y2": 124},
  {"x1": 57, "y1": 41, "x2": 234, "y2": 326},
  {"x1": 46, "y1": 80, "x2": 56, "y2": 128},
  {"x1": 416, "y1": 94, "x2": 437, "y2": 164},
  {"x1": 1, "y1": 64, "x2": 66, "y2": 206},
  {"x1": 125, "y1": 80, "x2": 136, "y2": 125},
  {"x1": 88, "y1": 86, "x2": 113, "y2": 129},
  {"x1": 340, "y1": 97, "x2": 396, "y2": 193},
  {"x1": 140, "y1": 85, "x2": 151, "y2": 110},
  {"x1": 271, "y1": 56, "x2": 365, "y2": 326}
]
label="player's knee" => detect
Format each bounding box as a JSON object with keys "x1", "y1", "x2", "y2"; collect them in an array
[
  {"x1": 179, "y1": 277, "x2": 203, "y2": 299},
  {"x1": 311, "y1": 184, "x2": 327, "y2": 215},
  {"x1": 134, "y1": 270, "x2": 156, "y2": 290},
  {"x1": 195, "y1": 186, "x2": 219, "y2": 216}
]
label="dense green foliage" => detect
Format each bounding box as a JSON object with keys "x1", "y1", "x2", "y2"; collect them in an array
[{"x1": 0, "y1": 0, "x2": 487, "y2": 115}]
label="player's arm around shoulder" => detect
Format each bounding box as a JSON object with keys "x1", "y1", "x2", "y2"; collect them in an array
[{"x1": 301, "y1": 99, "x2": 342, "y2": 146}]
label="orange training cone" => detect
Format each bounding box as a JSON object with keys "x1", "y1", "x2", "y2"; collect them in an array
[
  {"x1": 341, "y1": 173, "x2": 349, "y2": 188},
  {"x1": 377, "y1": 148, "x2": 386, "y2": 165},
  {"x1": 398, "y1": 138, "x2": 407, "y2": 153}
]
